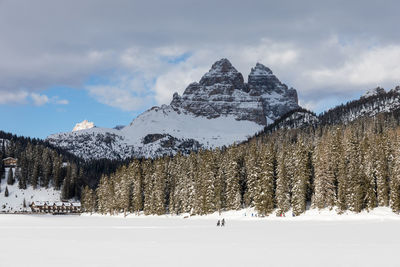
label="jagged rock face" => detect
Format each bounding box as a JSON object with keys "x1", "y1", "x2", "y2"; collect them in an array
[{"x1": 171, "y1": 59, "x2": 299, "y2": 125}]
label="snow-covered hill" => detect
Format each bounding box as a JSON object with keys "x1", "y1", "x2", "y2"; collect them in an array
[
  {"x1": 0, "y1": 168, "x2": 62, "y2": 213},
  {"x1": 47, "y1": 59, "x2": 298, "y2": 160},
  {"x1": 320, "y1": 86, "x2": 400, "y2": 125}
]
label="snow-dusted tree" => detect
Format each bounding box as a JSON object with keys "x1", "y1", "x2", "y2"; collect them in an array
[
  {"x1": 151, "y1": 158, "x2": 167, "y2": 215},
  {"x1": 344, "y1": 127, "x2": 364, "y2": 212},
  {"x1": 41, "y1": 148, "x2": 52, "y2": 187},
  {"x1": 375, "y1": 134, "x2": 390, "y2": 207},
  {"x1": 244, "y1": 141, "x2": 261, "y2": 207},
  {"x1": 114, "y1": 165, "x2": 132, "y2": 216},
  {"x1": 213, "y1": 148, "x2": 225, "y2": 214},
  {"x1": 81, "y1": 186, "x2": 96, "y2": 213},
  {"x1": 361, "y1": 135, "x2": 377, "y2": 210},
  {"x1": 223, "y1": 146, "x2": 241, "y2": 211},
  {"x1": 52, "y1": 152, "x2": 62, "y2": 190},
  {"x1": 291, "y1": 140, "x2": 311, "y2": 216},
  {"x1": 130, "y1": 160, "x2": 144, "y2": 214},
  {"x1": 254, "y1": 144, "x2": 275, "y2": 215},
  {"x1": 275, "y1": 145, "x2": 291, "y2": 215},
  {"x1": 390, "y1": 131, "x2": 400, "y2": 212},
  {"x1": 313, "y1": 133, "x2": 336, "y2": 209}
]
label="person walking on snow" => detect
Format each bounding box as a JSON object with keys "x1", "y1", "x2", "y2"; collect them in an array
[
  {"x1": 221, "y1": 218, "x2": 225, "y2": 227},
  {"x1": 217, "y1": 220, "x2": 220, "y2": 226}
]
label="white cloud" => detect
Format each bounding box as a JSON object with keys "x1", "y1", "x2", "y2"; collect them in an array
[
  {"x1": 86, "y1": 84, "x2": 153, "y2": 112},
  {"x1": 30, "y1": 93, "x2": 49, "y2": 106},
  {"x1": 0, "y1": 90, "x2": 29, "y2": 104},
  {"x1": 307, "y1": 45, "x2": 400, "y2": 88}
]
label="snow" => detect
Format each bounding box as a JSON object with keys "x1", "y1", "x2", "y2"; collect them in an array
[
  {"x1": 0, "y1": 168, "x2": 62, "y2": 212},
  {"x1": 72, "y1": 120, "x2": 95, "y2": 132},
  {"x1": 47, "y1": 106, "x2": 264, "y2": 159},
  {"x1": 1, "y1": 207, "x2": 400, "y2": 267}
]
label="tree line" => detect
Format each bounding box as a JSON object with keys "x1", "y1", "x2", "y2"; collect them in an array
[{"x1": 82, "y1": 113, "x2": 400, "y2": 216}]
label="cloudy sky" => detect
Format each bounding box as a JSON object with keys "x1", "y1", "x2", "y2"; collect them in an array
[{"x1": 1, "y1": 0, "x2": 400, "y2": 138}]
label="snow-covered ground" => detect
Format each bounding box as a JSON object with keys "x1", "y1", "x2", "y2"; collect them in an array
[
  {"x1": 1, "y1": 208, "x2": 400, "y2": 267},
  {"x1": 0, "y1": 168, "x2": 62, "y2": 212}
]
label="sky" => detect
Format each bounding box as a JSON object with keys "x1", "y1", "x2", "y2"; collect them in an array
[{"x1": 1, "y1": 0, "x2": 400, "y2": 138}]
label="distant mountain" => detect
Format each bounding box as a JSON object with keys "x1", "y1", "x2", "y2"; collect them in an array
[{"x1": 47, "y1": 58, "x2": 300, "y2": 160}]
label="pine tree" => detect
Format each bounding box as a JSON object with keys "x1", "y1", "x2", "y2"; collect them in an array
[
  {"x1": 313, "y1": 133, "x2": 336, "y2": 209},
  {"x1": 291, "y1": 140, "x2": 311, "y2": 216},
  {"x1": 254, "y1": 144, "x2": 275, "y2": 215},
  {"x1": 4, "y1": 186, "x2": 9, "y2": 197},
  {"x1": 244, "y1": 142, "x2": 261, "y2": 207},
  {"x1": 390, "y1": 131, "x2": 400, "y2": 212},
  {"x1": 276, "y1": 146, "x2": 291, "y2": 216},
  {"x1": 131, "y1": 160, "x2": 144, "y2": 214},
  {"x1": 7, "y1": 167, "x2": 15, "y2": 185},
  {"x1": 41, "y1": 148, "x2": 52, "y2": 187},
  {"x1": 52, "y1": 152, "x2": 62, "y2": 190},
  {"x1": 344, "y1": 127, "x2": 364, "y2": 212},
  {"x1": 223, "y1": 147, "x2": 241, "y2": 211},
  {"x1": 82, "y1": 186, "x2": 96, "y2": 213}
]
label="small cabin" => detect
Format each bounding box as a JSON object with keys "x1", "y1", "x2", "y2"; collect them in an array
[{"x1": 3, "y1": 157, "x2": 18, "y2": 167}]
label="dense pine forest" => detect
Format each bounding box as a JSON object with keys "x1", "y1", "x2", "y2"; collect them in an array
[
  {"x1": 81, "y1": 113, "x2": 400, "y2": 216},
  {"x1": 0, "y1": 131, "x2": 127, "y2": 200}
]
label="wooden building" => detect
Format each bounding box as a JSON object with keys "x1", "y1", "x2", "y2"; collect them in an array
[
  {"x1": 30, "y1": 201, "x2": 81, "y2": 214},
  {"x1": 2, "y1": 157, "x2": 18, "y2": 167}
]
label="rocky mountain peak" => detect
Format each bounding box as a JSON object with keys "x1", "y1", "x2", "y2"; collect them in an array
[
  {"x1": 249, "y1": 62, "x2": 273, "y2": 76},
  {"x1": 198, "y1": 58, "x2": 245, "y2": 89},
  {"x1": 171, "y1": 58, "x2": 300, "y2": 125}
]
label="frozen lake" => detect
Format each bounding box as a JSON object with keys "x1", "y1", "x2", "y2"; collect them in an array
[{"x1": 1, "y1": 213, "x2": 400, "y2": 267}]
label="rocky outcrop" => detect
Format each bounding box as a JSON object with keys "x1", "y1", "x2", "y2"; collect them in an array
[
  {"x1": 171, "y1": 58, "x2": 299, "y2": 125},
  {"x1": 72, "y1": 120, "x2": 95, "y2": 132}
]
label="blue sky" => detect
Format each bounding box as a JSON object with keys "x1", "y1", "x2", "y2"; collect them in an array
[
  {"x1": 1, "y1": 0, "x2": 400, "y2": 139},
  {"x1": 0, "y1": 86, "x2": 145, "y2": 138}
]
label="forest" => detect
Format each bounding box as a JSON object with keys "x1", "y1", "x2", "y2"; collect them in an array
[{"x1": 81, "y1": 113, "x2": 400, "y2": 216}]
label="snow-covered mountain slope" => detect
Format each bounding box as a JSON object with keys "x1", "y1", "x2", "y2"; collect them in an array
[
  {"x1": 47, "y1": 59, "x2": 298, "y2": 160},
  {"x1": 320, "y1": 86, "x2": 400, "y2": 125},
  {"x1": 0, "y1": 168, "x2": 62, "y2": 213},
  {"x1": 48, "y1": 105, "x2": 263, "y2": 160},
  {"x1": 263, "y1": 109, "x2": 319, "y2": 133}
]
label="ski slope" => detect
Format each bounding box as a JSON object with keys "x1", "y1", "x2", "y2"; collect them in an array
[{"x1": 0, "y1": 208, "x2": 400, "y2": 267}]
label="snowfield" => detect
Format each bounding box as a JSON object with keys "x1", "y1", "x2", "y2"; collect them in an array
[{"x1": 1, "y1": 208, "x2": 400, "y2": 267}]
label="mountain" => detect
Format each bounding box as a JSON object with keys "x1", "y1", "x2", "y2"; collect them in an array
[
  {"x1": 47, "y1": 59, "x2": 300, "y2": 160},
  {"x1": 72, "y1": 120, "x2": 95, "y2": 132},
  {"x1": 319, "y1": 86, "x2": 400, "y2": 125}
]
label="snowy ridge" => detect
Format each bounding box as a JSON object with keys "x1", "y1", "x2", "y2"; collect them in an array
[
  {"x1": 320, "y1": 87, "x2": 400, "y2": 125},
  {"x1": 48, "y1": 105, "x2": 263, "y2": 160}
]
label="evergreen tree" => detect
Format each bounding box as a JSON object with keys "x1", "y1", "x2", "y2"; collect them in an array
[
  {"x1": 276, "y1": 146, "x2": 291, "y2": 216},
  {"x1": 291, "y1": 140, "x2": 311, "y2": 216},
  {"x1": 223, "y1": 147, "x2": 241, "y2": 210},
  {"x1": 4, "y1": 186, "x2": 9, "y2": 197},
  {"x1": 254, "y1": 144, "x2": 275, "y2": 215},
  {"x1": 7, "y1": 168, "x2": 15, "y2": 185}
]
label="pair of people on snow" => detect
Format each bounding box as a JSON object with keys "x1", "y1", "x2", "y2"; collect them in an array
[{"x1": 216, "y1": 218, "x2": 225, "y2": 227}]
